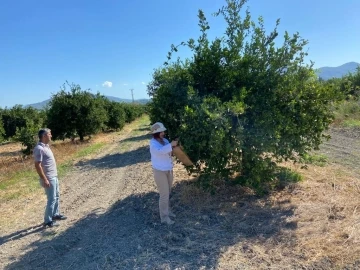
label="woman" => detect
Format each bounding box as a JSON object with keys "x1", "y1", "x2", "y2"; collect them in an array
[{"x1": 150, "y1": 122, "x2": 178, "y2": 225}]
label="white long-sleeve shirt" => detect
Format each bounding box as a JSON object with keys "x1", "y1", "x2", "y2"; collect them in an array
[{"x1": 150, "y1": 138, "x2": 173, "y2": 171}]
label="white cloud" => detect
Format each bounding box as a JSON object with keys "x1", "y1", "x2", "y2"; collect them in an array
[
  {"x1": 102, "y1": 81, "x2": 113, "y2": 88},
  {"x1": 123, "y1": 83, "x2": 128, "y2": 86},
  {"x1": 142, "y1": 82, "x2": 146, "y2": 85}
]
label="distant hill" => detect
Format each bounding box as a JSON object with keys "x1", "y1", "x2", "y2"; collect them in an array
[
  {"x1": 317, "y1": 62, "x2": 359, "y2": 80},
  {"x1": 26, "y1": 96, "x2": 150, "y2": 110},
  {"x1": 105, "y1": 96, "x2": 150, "y2": 105},
  {"x1": 27, "y1": 99, "x2": 50, "y2": 110}
]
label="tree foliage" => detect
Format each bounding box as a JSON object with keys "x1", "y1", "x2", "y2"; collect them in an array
[
  {"x1": 147, "y1": 0, "x2": 338, "y2": 190},
  {"x1": 338, "y1": 66, "x2": 360, "y2": 99},
  {"x1": 123, "y1": 103, "x2": 145, "y2": 123},
  {"x1": 0, "y1": 105, "x2": 45, "y2": 153},
  {"x1": 0, "y1": 105, "x2": 44, "y2": 139},
  {"x1": 15, "y1": 118, "x2": 43, "y2": 155},
  {"x1": 0, "y1": 82, "x2": 146, "y2": 154},
  {"x1": 104, "y1": 100, "x2": 126, "y2": 131},
  {"x1": 47, "y1": 82, "x2": 108, "y2": 141},
  {"x1": 0, "y1": 116, "x2": 5, "y2": 143}
]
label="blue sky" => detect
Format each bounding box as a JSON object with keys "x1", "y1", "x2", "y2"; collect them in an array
[{"x1": 1, "y1": 0, "x2": 359, "y2": 108}]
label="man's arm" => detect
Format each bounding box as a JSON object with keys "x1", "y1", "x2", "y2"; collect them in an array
[{"x1": 34, "y1": 161, "x2": 50, "y2": 188}]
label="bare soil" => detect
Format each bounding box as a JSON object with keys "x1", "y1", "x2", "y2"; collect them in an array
[
  {"x1": 320, "y1": 127, "x2": 360, "y2": 175},
  {"x1": 0, "y1": 121, "x2": 360, "y2": 270}
]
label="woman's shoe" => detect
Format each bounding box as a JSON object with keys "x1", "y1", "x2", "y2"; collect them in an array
[{"x1": 161, "y1": 217, "x2": 174, "y2": 225}]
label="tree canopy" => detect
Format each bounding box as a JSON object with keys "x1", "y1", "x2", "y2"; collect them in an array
[{"x1": 147, "y1": 0, "x2": 339, "y2": 190}]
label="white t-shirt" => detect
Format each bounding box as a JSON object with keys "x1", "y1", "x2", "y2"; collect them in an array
[{"x1": 150, "y1": 138, "x2": 173, "y2": 171}]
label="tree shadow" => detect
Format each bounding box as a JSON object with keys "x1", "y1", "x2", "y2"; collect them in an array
[
  {"x1": 119, "y1": 134, "x2": 150, "y2": 144},
  {"x1": 0, "y1": 150, "x2": 22, "y2": 157},
  {"x1": 136, "y1": 126, "x2": 150, "y2": 132},
  {"x1": 4, "y1": 180, "x2": 299, "y2": 270},
  {"x1": 75, "y1": 146, "x2": 150, "y2": 169},
  {"x1": 0, "y1": 224, "x2": 45, "y2": 245}
]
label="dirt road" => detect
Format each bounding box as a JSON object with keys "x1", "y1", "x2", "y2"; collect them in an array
[
  {"x1": 1, "y1": 119, "x2": 360, "y2": 270},
  {"x1": 320, "y1": 127, "x2": 360, "y2": 175}
]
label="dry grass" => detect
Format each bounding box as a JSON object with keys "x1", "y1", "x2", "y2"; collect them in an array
[
  {"x1": 175, "y1": 161, "x2": 360, "y2": 269},
  {"x1": 284, "y1": 163, "x2": 360, "y2": 267}
]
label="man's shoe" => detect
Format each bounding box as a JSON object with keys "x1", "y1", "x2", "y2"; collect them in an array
[
  {"x1": 169, "y1": 212, "x2": 176, "y2": 218},
  {"x1": 52, "y1": 215, "x2": 67, "y2": 221},
  {"x1": 44, "y1": 221, "x2": 60, "y2": 228}
]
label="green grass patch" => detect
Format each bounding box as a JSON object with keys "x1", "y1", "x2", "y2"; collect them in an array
[
  {"x1": 333, "y1": 100, "x2": 360, "y2": 127},
  {"x1": 343, "y1": 119, "x2": 360, "y2": 128},
  {"x1": 117, "y1": 115, "x2": 151, "y2": 153},
  {"x1": 57, "y1": 160, "x2": 73, "y2": 177},
  {"x1": 276, "y1": 167, "x2": 303, "y2": 183},
  {"x1": 0, "y1": 170, "x2": 37, "y2": 191},
  {"x1": 74, "y1": 142, "x2": 105, "y2": 158},
  {"x1": 0, "y1": 170, "x2": 40, "y2": 202},
  {"x1": 301, "y1": 153, "x2": 328, "y2": 167},
  {"x1": 274, "y1": 167, "x2": 303, "y2": 190},
  {"x1": 131, "y1": 115, "x2": 150, "y2": 135}
]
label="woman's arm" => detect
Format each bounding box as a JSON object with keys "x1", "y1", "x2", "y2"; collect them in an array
[{"x1": 150, "y1": 140, "x2": 173, "y2": 155}]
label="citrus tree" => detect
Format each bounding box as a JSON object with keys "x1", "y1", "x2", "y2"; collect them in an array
[
  {"x1": 47, "y1": 82, "x2": 108, "y2": 141},
  {"x1": 104, "y1": 100, "x2": 126, "y2": 131},
  {"x1": 148, "y1": 0, "x2": 338, "y2": 189}
]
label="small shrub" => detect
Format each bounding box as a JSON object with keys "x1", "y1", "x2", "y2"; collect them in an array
[
  {"x1": 14, "y1": 121, "x2": 40, "y2": 155},
  {"x1": 274, "y1": 167, "x2": 303, "y2": 190}
]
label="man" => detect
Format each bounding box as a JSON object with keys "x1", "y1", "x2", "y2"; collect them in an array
[{"x1": 33, "y1": 128, "x2": 67, "y2": 227}]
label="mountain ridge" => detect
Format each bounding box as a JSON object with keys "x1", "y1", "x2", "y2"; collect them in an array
[
  {"x1": 317, "y1": 62, "x2": 359, "y2": 80},
  {"x1": 25, "y1": 96, "x2": 150, "y2": 110}
]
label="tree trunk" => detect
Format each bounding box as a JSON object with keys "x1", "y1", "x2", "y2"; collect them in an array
[{"x1": 79, "y1": 132, "x2": 84, "y2": 141}]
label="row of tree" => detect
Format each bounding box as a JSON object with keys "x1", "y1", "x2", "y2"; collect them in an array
[
  {"x1": 0, "y1": 83, "x2": 146, "y2": 154},
  {"x1": 320, "y1": 66, "x2": 360, "y2": 100},
  {"x1": 147, "y1": 0, "x2": 352, "y2": 191}
]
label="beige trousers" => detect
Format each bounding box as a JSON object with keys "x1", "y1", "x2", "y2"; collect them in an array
[{"x1": 153, "y1": 169, "x2": 173, "y2": 221}]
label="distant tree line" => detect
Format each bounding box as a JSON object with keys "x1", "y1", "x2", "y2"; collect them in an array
[
  {"x1": 320, "y1": 66, "x2": 360, "y2": 100},
  {"x1": 0, "y1": 82, "x2": 147, "y2": 154}
]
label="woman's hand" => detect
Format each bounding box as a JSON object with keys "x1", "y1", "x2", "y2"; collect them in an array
[{"x1": 171, "y1": 140, "x2": 178, "y2": 147}]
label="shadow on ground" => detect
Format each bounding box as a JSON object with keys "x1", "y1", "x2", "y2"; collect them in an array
[
  {"x1": 4, "y1": 179, "x2": 300, "y2": 270},
  {"x1": 0, "y1": 150, "x2": 22, "y2": 157},
  {"x1": 75, "y1": 146, "x2": 150, "y2": 169},
  {"x1": 0, "y1": 224, "x2": 45, "y2": 245},
  {"x1": 119, "y1": 134, "x2": 150, "y2": 144},
  {"x1": 136, "y1": 126, "x2": 150, "y2": 132}
]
